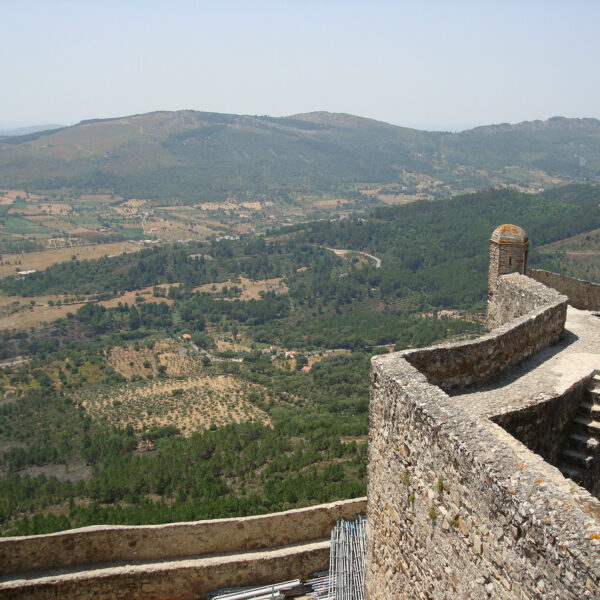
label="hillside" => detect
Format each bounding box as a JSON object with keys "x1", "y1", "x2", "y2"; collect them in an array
[
  {"x1": 1, "y1": 184, "x2": 599, "y2": 535},
  {"x1": 1, "y1": 111, "x2": 599, "y2": 207}
]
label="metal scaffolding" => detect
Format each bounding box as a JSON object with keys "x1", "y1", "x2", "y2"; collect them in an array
[
  {"x1": 209, "y1": 517, "x2": 367, "y2": 600},
  {"x1": 211, "y1": 580, "x2": 301, "y2": 599},
  {"x1": 327, "y1": 516, "x2": 366, "y2": 600}
]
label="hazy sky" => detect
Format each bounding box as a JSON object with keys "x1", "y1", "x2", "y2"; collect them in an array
[{"x1": 1, "y1": 0, "x2": 599, "y2": 131}]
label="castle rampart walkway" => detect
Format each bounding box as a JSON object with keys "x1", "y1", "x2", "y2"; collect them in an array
[{"x1": 451, "y1": 306, "x2": 600, "y2": 418}]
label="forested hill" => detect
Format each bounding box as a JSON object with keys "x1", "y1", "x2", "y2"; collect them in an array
[
  {"x1": 1, "y1": 110, "x2": 599, "y2": 204},
  {"x1": 278, "y1": 184, "x2": 600, "y2": 308},
  {"x1": 3, "y1": 185, "x2": 599, "y2": 310}
]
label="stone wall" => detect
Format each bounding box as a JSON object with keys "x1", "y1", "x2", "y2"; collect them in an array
[
  {"x1": 488, "y1": 241, "x2": 501, "y2": 299},
  {"x1": 491, "y1": 376, "x2": 593, "y2": 465},
  {"x1": 528, "y1": 268, "x2": 600, "y2": 311},
  {"x1": 365, "y1": 355, "x2": 600, "y2": 599},
  {"x1": 0, "y1": 540, "x2": 331, "y2": 600},
  {"x1": 0, "y1": 498, "x2": 366, "y2": 576},
  {"x1": 487, "y1": 272, "x2": 567, "y2": 331},
  {"x1": 402, "y1": 275, "x2": 567, "y2": 391},
  {"x1": 488, "y1": 239, "x2": 528, "y2": 300}
]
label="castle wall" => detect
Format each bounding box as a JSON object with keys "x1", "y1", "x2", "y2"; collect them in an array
[
  {"x1": 488, "y1": 239, "x2": 528, "y2": 300},
  {"x1": 366, "y1": 355, "x2": 600, "y2": 600},
  {"x1": 403, "y1": 274, "x2": 567, "y2": 390},
  {"x1": 486, "y1": 272, "x2": 566, "y2": 331},
  {"x1": 0, "y1": 498, "x2": 365, "y2": 575},
  {"x1": 491, "y1": 376, "x2": 592, "y2": 465},
  {"x1": 528, "y1": 268, "x2": 600, "y2": 311},
  {"x1": 488, "y1": 241, "x2": 501, "y2": 299},
  {"x1": 0, "y1": 539, "x2": 330, "y2": 600}
]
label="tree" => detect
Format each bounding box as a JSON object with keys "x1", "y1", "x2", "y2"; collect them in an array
[{"x1": 128, "y1": 306, "x2": 141, "y2": 330}]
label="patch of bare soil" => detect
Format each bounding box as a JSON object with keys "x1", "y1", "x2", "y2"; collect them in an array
[
  {"x1": 215, "y1": 339, "x2": 253, "y2": 353},
  {"x1": 16, "y1": 462, "x2": 92, "y2": 483},
  {"x1": 0, "y1": 294, "x2": 86, "y2": 330},
  {"x1": 0, "y1": 241, "x2": 140, "y2": 278},
  {"x1": 99, "y1": 286, "x2": 175, "y2": 310}
]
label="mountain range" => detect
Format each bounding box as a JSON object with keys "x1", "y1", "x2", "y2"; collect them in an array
[
  {"x1": 1, "y1": 111, "x2": 599, "y2": 205},
  {"x1": 0, "y1": 124, "x2": 64, "y2": 137}
]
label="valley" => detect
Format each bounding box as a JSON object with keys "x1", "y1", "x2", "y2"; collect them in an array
[{"x1": 1, "y1": 112, "x2": 600, "y2": 539}]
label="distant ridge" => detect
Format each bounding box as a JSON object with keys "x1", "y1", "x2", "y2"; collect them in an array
[
  {"x1": 468, "y1": 116, "x2": 600, "y2": 134},
  {"x1": 0, "y1": 124, "x2": 65, "y2": 137},
  {"x1": 289, "y1": 111, "x2": 403, "y2": 130},
  {"x1": 0, "y1": 110, "x2": 599, "y2": 204}
]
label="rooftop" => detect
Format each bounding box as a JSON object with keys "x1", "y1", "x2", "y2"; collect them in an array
[{"x1": 490, "y1": 223, "x2": 528, "y2": 244}]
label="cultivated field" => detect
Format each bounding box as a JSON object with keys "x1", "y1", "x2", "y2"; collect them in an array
[
  {"x1": 141, "y1": 216, "x2": 214, "y2": 239},
  {"x1": 8, "y1": 202, "x2": 74, "y2": 216},
  {"x1": 99, "y1": 286, "x2": 175, "y2": 309},
  {"x1": 0, "y1": 241, "x2": 140, "y2": 278},
  {"x1": 0, "y1": 285, "x2": 170, "y2": 331},
  {"x1": 0, "y1": 274, "x2": 285, "y2": 331},
  {"x1": 0, "y1": 294, "x2": 85, "y2": 330},
  {"x1": 196, "y1": 201, "x2": 264, "y2": 211},
  {"x1": 193, "y1": 276, "x2": 287, "y2": 300},
  {"x1": 107, "y1": 342, "x2": 199, "y2": 378},
  {"x1": 312, "y1": 198, "x2": 352, "y2": 209},
  {"x1": 76, "y1": 374, "x2": 271, "y2": 435},
  {"x1": 0, "y1": 189, "x2": 46, "y2": 204}
]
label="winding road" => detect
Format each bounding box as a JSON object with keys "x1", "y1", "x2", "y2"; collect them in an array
[{"x1": 324, "y1": 247, "x2": 382, "y2": 268}]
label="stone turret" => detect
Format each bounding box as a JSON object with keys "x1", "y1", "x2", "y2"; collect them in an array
[{"x1": 488, "y1": 224, "x2": 528, "y2": 300}]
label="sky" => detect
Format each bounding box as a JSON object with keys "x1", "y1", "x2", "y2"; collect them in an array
[{"x1": 1, "y1": 0, "x2": 599, "y2": 132}]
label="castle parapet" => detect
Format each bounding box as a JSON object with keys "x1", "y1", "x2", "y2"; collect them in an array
[
  {"x1": 365, "y1": 225, "x2": 600, "y2": 599},
  {"x1": 486, "y1": 271, "x2": 567, "y2": 332},
  {"x1": 405, "y1": 273, "x2": 567, "y2": 390},
  {"x1": 529, "y1": 268, "x2": 600, "y2": 311},
  {"x1": 0, "y1": 498, "x2": 366, "y2": 599},
  {"x1": 366, "y1": 353, "x2": 600, "y2": 599}
]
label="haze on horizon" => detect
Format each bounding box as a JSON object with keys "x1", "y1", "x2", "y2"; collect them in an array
[{"x1": 1, "y1": 0, "x2": 599, "y2": 133}]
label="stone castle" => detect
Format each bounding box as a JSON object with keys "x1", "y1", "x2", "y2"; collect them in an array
[
  {"x1": 366, "y1": 224, "x2": 600, "y2": 599},
  {"x1": 1, "y1": 225, "x2": 600, "y2": 598}
]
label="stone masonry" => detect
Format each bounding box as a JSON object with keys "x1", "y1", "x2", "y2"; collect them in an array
[
  {"x1": 528, "y1": 268, "x2": 600, "y2": 311},
  {"x1": 365, "y1": 226, "x2": 600, "y2": 599},
  {"x1": 0, "y1": 498, "x2": 366, "y2": 599},
  {"x1": 488, "y1": 224, "x2": 529, "y2": 301}
]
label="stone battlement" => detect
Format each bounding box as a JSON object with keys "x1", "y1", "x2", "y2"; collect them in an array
[
  {"x1": 408, "y1": 273, "x2": 567, "y2": 390},
  {"x1": 0, "y1": 498, "x2": 366, "y2": 599},
  {"x1": 528, "y1": 268, "x2": 600, "y2": 311},
  {"x1": 365, "y1": 226, "x2": 600, "y2": 599}
]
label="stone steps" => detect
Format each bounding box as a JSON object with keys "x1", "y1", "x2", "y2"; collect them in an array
[
  {"x1": 579, "y1": 402, "x2": 600, "y2": 421},
  {"x1": 560, "y1": 448, "x2": 593, "y2": 468},
  {"x1": 559, "y1": 464, "x2": 585, "y2": 482},
  {"x1": 0, "y1": 539, "x2": 331, "y2": 600},
  {"x1": 557, "y1": 375, "x2": 600, "y2": 486},
  {"x1": 586, "y1": 391, "x2": 600, "y2": 408},
  {"x1": 573, "y1": 416, "x2": 600, "y2": 439},
  {"x1": 569, "y1": 432, "x2": 599, "y2": 453}
]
